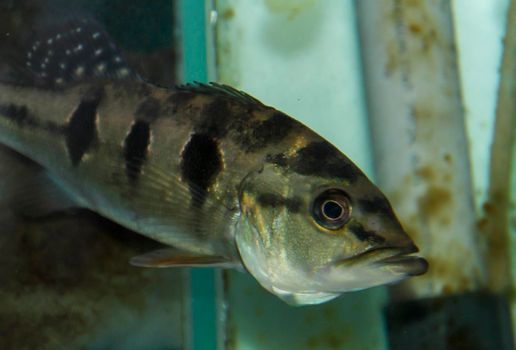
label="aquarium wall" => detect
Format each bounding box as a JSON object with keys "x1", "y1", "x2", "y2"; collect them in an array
[
  {"x1": 0, "y1": 0, "x2": 513, "y2": 349},
  {"x1": 0, "y1": 1, "x2": 185, "y2": 350},
  {"x1": 211, "y1": 0, "x2": 514, "y2": 349}
]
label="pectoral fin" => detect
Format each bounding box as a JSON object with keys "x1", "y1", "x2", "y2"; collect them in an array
[{"x1": 130, "y1": 248, "x2": 237, "y2": 268}]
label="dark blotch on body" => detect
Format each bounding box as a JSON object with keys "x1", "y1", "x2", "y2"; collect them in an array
[
  {"x1": 135, "y1": 97, "x2": 161, "y2": 122},
  {"x1": 167, "y1": 91, "x2": 196, "y2": 114},
  {"x1": 193, "y1": 94, "x2": 293, "y2": 153},
  {"x1": 0, "y1": 104, "x2": 64, "y2": 132},
  {"x1": 123, "y1": 121, "x2": 151, "y2": 181},
  {"x1": 0, "y1": 104, "x2": 32, "y2": 126},
  {"x1": 256, "y1": 193, "x2": 303, "y2": 213},
  {"x1": 348, "y1": 222, "x2": 385, "y2": 244},
  {"x1": 65, "y1": 89, "x2": 103, "y2": 166},
  {"x1": 240, "y1": 112, "x2": 296, "y2": 152},
  {"x1": 196, "y1": 98, "x2": 234, "y2": 139},
  {"x1": 180, "y1": 133, "x2": 223, "y2": 207},
  {"x1": 292, "y1": 142, "x2": 359, "y2": 181}
]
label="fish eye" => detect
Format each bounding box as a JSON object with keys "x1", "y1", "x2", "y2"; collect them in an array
[{"x1": 311, "y1": 189, "x2": 351, "y2": 230}]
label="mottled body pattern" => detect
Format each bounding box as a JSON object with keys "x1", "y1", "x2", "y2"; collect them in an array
[
  {"x1": 0, "y1": 81, "x2": 263, "y2": 255},
  {"x1": 0, "y1": 80, "x2": 306, "y2": 253}
]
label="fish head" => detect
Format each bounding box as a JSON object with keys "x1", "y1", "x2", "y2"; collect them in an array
[{"x1": 235, "y1": 141, "x2": 427, "y2": 305}]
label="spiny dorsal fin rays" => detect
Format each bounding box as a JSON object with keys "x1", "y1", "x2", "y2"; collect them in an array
[
  {"x1": 176, "y1": 82, "x2": 266, "y2": 107},
  {"x1": 22, "y1": 17, "x2": 140, "y2": 89}
]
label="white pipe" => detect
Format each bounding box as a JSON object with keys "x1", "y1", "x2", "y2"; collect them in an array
[
  {"x1": 356, "y1": 0, "x2": 486, "y2": 298},
  {"x1": 482, "y1": 0, "x2": 515, "y2": 293}
]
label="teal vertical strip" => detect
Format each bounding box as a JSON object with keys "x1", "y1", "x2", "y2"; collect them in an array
[
  {"x1": 178, "y1": 1, "x2": 217, "y2": 350},
  {"x1": 180, "y1": 0, "x2": 208, "y2": 82},
  {"x1": 189, "y1": 269, "x2": 217, "y2": 350}
]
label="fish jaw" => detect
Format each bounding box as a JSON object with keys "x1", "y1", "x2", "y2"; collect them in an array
[
  {"x1": 235, "y1": 216, "x2": 428, "y2": 305},
  {"x1": 320, "y1": 246, "x2": 428, "y2": 293}
]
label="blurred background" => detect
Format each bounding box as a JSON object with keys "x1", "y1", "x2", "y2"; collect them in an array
[{"x1": 0, "y1": 0, "x2": 513, "y2": 349}]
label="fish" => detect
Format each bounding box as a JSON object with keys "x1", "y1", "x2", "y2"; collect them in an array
[{"x1": 0, "y1": 18, "x2": 427, "y2": 305}]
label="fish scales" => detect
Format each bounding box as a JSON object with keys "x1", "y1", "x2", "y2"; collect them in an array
[
  {"x1": 0, "y1": 80, "x2": 304, "y2": 251},
  {"x1": 0, "y1": 18, "x2": 427, "y2": 305}
]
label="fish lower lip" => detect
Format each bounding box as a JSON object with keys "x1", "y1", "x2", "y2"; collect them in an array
[
  {"x1": 335, "y1": 245, "x2": 428, "y2": 276},
  {"x1": 378, "y1": 254, "x2": 429, "y2": 276}
]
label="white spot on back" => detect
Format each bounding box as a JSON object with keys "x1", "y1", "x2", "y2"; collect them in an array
[
  {"x1": 74, "y1": 44, "x2": 83, "y2": 53},
  {"x1": 66, "y1": 50, "x2": 71, "y2": 56},
  {"x1": 55, "y1": 78, "x2": 64, "y2": 85},
  {"x1": 76, "y1": 27, "x2": 82, "y2": 33},
  {"x1": 92, "y1": 32, "x2": 101, "y2": 39},
  {"x1": 59, "y1": 62, "x2": 67, "y2": 70},
  {"x1": 26, "y1": 62, "x2": 31, "y2": 67},
  {"x1": 114, "y1": 56, "x2": 122, "y2": 63},
  {"x1": 41, "y1": 63, "x2": 46, "y2": 69},
  {"x1": 75, "y1": 66, "x2": 85, "y2": 77},
  {"x1": 94, "y1": 48, "x2": 103, "y2": 56},
  {"x1": 56, "y1": 34, "x2": 62, "y2": 40},
  {"x1": 27, "y1": 52, "x2": 32, "y2": 58},
  {"x1": 43, "y1": 57, "x2": 50, "y2": 64},
  {"x1": 96, "y1": 63, "x2": 106, "y2": 74},
  {"x1": 117, "y1": 68, "x2": 129, "y2": 77},
  {"x1": 47, "y1": 38, "x2": 53, "y2": 44}
]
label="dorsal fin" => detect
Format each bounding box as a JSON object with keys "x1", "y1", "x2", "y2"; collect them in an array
[
  {"x1": 20, "y1": 18, "x2": 139, "y2": 89},
  {"x1": 176, "y1": 82, "x2": 267, "y2": 107}
]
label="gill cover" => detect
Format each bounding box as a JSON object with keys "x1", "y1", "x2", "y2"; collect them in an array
[
  {"x1": 234, "y1": 153, "x2": 428, "y2": 305},
  {"x1": 235, "y1": 164, "x2": 341, "y2": 305}
]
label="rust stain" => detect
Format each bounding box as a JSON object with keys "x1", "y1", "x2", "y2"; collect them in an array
[
  {"x1": 264, "y1": 0, "x2": 315, "y2": 21},
  {"x1": 480, "y1": 199, "x2": 506, "y2": 256},
  {"x1": 479, "y1": 195, "x2": 510, "y2": 292},
  {"x1": 384, "y1": 40, "x2": 399, "y2": 77},
  {"x1": 416, "y1": 163, "x2": 454, "y2": 187},
  {"x1": 382, "y1": 0, "x2": 451, "y2": 77},
  {"x1": 481, "y1": 0, "x2": 515, "y2": 293},
  {"x1": 408, "y1": 22, "x2": 422, "y2": 34},
  {"x1": 418, "y1": 185, "x2": 451, "y2": 216},
  {"x1": 404, "y1": 0, "x2": 422, "y2": 6},
  {"x1": 442, "y1": 284, "x2": 453, "y2": 295},
  {"x1": 221, "y1": 7, "x2": 235, "y2": 20},
  {"x1": 425, "y1": 254, "x2": 476, "y2": 295},
  {"x1": 415, "y1": 165, "x2": 434, "y2": 181}
]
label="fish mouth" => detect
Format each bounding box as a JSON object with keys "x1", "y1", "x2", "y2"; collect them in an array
[
  {"x1": 336, "y1": 245, "x2": 428, "y2": 276},
  {"x1": 377, "y1": 250, "x2": 428, "y2": 276}
]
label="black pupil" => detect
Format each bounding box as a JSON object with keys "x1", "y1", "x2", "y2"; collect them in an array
[{"x1": 322, "y1": 200, "x2": 343, "y2": 220}]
